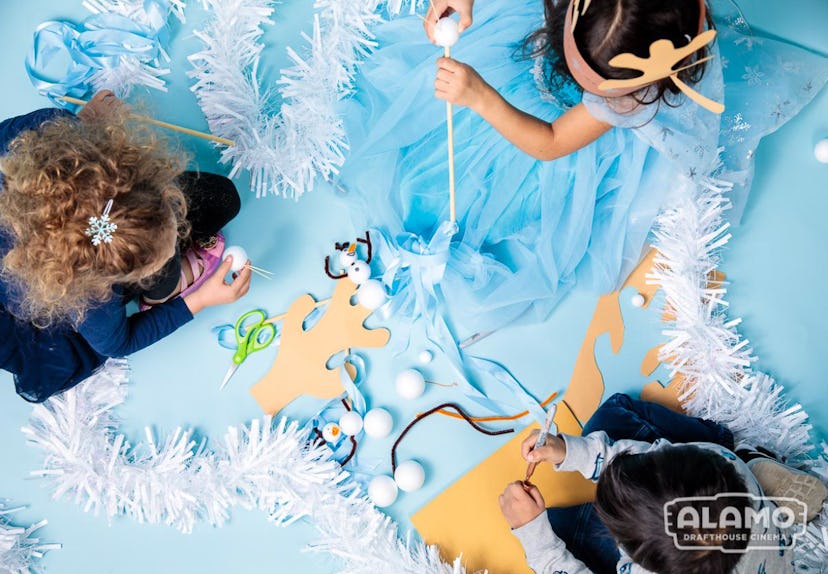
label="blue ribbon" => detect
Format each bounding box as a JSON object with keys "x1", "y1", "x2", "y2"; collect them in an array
[
  {"x1": 371, "y1": 223, "x2": 549, "y2": 425},
  {"x1": 328, "y1": 352, "x2": 368, "y2": 415},
  {"x1": 26, "y1": 1, "x2": 174, "y2": 100},
  {"x1": 304, "y1": 351, "x2": 371, "y2": 466},
  {"x1": 26, "y1": 21, "x2": 97, "y2": 99}
]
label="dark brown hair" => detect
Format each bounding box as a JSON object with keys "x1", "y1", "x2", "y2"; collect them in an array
[
  {"x1": 524, "y1": 0, "x2": 714, "y2": 108},
  {"x1": 595, "y1": 445, "x2": 750, "y2": 574}
]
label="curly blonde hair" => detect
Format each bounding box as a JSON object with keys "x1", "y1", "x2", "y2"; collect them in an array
[{"x1": 0, "y1": 110, "x2": 189, "y2": 327}]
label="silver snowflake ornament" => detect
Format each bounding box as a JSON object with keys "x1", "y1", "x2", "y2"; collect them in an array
[{"x1": 85, "y1": 199, "x2": 118, "y2": 246}]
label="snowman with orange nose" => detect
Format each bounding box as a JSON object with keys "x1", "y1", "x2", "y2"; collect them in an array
[{"x1": 324, "y1": 232, "x2": 386, "y2": 311}]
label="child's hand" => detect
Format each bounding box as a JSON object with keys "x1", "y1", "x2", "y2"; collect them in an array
[
  {"x1": 521, "y1": 429, "x2": 567, "y2": 465},
  {"x1": 498, "y1": 481, "x2": 546, "y2": 529},
  {"x1": 184, "y1": 256, "x2": 252, "y2": 314},
  {"x1": 77, "y1": 90, "x2": 127, "y2": 122},
  {"x1": 435, "y1": 57, "x2": 491, "y2": 110},
  {"x1": 424, "y1": 0, "x2": 474, "y2": 44}
]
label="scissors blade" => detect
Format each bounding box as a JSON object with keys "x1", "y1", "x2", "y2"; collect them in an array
[{"x1": 220, "y1": 363, "x2": 239, "y2": 391}]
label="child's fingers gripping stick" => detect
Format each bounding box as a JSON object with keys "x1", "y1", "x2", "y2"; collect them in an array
[
  {"x1": 499, "y1": 481, "x2": 546, "y2": 529},
  {"x1": 521, "y1": 429, "x2": 541, "y2": 460},
  {"x1": 231, "y1": 260, "x2": 253, "y2": 298},
  {"x1": 436, "y1": 56, "x2": 460, "y2": 72},
  {"x1": 77, "y1": 90, "x2": 127, "y2": 122},
  {"x1": 185, "y1": 257, "x2": 252, "y2": 313},
  {"x1": 216, "y1": 254, "x2": 236, "y2": 279},
  {"x1": 522, "y1": 430, "x2": 567, "y2": 465},
  {"x1": 424, "y1": 0, "x2": 474, "y2": 43},
  {"x1": 434, "y1": 58, "x2": 488, "y2": 109},
  {"x1": 424, "y1": 0, "x2": 450, "y2": 43},
  {"x1": 524, "y1": 483, "x2": 545, "y2": 508}
]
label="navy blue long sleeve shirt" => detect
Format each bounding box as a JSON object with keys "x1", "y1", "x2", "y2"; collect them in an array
[{"x1": 0, "y1": 108, "x2": 193, "y2": 401}]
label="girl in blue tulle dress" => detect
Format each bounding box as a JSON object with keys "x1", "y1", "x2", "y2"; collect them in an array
[{"x1": 338, "y1": 0, "x2": 827, "y2": 338}]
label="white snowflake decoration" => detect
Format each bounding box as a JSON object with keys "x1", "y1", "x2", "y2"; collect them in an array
[{"x1": 85, "y1": 199, "x2": 118, "y2": 246}]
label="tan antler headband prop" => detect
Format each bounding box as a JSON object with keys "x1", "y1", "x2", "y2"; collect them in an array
[{"x1": 563, "y1": 0, "x2": 724, "y2": 114}]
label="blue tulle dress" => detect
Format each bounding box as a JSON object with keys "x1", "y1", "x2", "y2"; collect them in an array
[{"x1": 337, "y1": 0, "x2": 828, "y2": 338}]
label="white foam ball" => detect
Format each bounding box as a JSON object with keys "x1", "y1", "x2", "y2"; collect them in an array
[
  {"x1": 631, "y1": 293, "x2": 646, "y2": 308},
  {"x1": 418, "y1": 350, "x2": 433, "y2": 365},
  {"x1": 322, "y1": 422, "x2": 342, "y2": 444},
  {"x1": 368, "y1": 475, "x2": 398, "y2": 507},
  {"x1": 363, "y1": 408, "x2": 393, "y2": 438},
  {"x1": 815, "y1": 139, "x2": 828, "y2": 164},
  {"x1": 394, "y1": 460, "x2": 426, "y2": 492},
  {"x1": 339, "y1": 411, "x2": 364, "y2": 436},
  {"x1": 338, "y1": 250, "x2": 357, "y2": 269},
  {"x1": 357, "y1": 279, "x2": 386, "y2": 310},
  {"x1": 347, "y1": 261, "x2": 371, "y2": 285},
  {"x1": 395, "y1": 369, "x2": 426, "y2": 400},
  {"x1": 434, "y1": 17, "x2": 460, "y2": 48},
  {"x1": 222, "y1": 245, "x2": 248, "y2": 273}
]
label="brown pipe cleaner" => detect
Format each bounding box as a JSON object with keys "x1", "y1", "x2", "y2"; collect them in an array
[{"x1": 391, "y1": 403, "x2": 514, "y2": 472}]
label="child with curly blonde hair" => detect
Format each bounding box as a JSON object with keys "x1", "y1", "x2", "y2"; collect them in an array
[{"x1": 0, "y1": 91, "x2": 251, "y2": 402}]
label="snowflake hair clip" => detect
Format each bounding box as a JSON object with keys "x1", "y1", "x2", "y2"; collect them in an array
[{"x1": 85, "y1": 199, "x2": 118, "y2": 246}]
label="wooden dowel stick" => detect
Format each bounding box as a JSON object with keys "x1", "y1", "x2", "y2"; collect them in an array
[
  {"x1": 264, "y1": 298, "x2": 331, "y2": 326},
  {"x1": 445, "y1": 46, "x2": 457, "y2": 224},
  {"x1": 139, "y1": 116, "x2": 235, "y2": 147},
  {"x1": 249, "y1": 268, "x2": 272, "y2": 280},
  {"x1": 247, "y1": 264, "x2": 274, "y2": 276},
  {"x1": 57, "y1": 95, "x2": 236, "y2": 147}
]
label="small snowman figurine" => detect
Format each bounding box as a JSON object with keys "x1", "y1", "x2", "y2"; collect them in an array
[{"x1": 324, "y1": 232, "x2": 374, "y2": 285}]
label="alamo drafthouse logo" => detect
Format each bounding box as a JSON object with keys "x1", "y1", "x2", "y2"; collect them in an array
[{"x1": 663, "y1": 493, "x2": 807, "y2": 552}]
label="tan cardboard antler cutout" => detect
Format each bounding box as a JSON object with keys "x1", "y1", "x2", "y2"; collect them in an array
[
  {"x1": 600, "y1": 31, "x2": 724, "y2": 114},
  {"x1": 250, "y1": 279, "x2": 390, "y2": 415}
]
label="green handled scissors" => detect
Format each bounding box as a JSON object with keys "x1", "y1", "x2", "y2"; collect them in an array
[{"x1": 220, "y1": 309, "x2": 278, "y2": 390}]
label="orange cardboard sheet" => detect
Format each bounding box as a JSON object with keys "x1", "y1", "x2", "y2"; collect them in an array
[{"x1": 411, "y1": 249, "x2": 679, "y2": 573}]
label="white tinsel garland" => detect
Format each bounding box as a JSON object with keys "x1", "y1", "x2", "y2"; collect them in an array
[
  {"x1": 0, "y1": 504, "x2": 60, "y2": 574},
  {"x1": 83, "y1": 0, "x2": 186, "y2": 21},
  {"x1": 82, "y1": 0, "x2": 186, "y2": 97},
  {"x1": 76, "y1": 0, "x2": 423, "y2": 196},
  {"x1": 188, "y1": 0, "x2": 418, "y2": 199},
  {"x1": 649, "y1": 175, "x2": 828, "y2": 570},
  {"x1": 22, "y1": 359, "x2": 471, "y2": 573}
]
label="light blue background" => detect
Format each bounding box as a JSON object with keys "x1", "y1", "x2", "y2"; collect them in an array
[{"x1": 0, "y1": 1, "x2": 826, "y2": 573}]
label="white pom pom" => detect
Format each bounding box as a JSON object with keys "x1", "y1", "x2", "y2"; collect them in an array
[
  {"x1": 363, "y1": 408, "x2": 393, "y2": 439},
  {"x1": 322, "y1": 422, "x2": 343, "y2": 444},
  {"x1": 394, "y1": 460, "x2": 425, "y2": 492},
  {"x1": 434, "y1": 17, "x2": 460, "y2": 48},
  {"x1": 357, "y1": 279, "x2": 386, "y2": 310},
  {"x1": 418, "y1": 350, "x2": 433, "y2": 365},
  {"x1": 347, "y1": 261, "x2": 371, "y2": 285},
  {"x1": 339, "y1": 250, "x2": 357, "y2": 268},
  {"x1": 368, "y1": 475, "x2": 398, "y2": 507},
  {"x1": 815, "y1": 139, "x2": 828, "y2": 164},
  {"x1": 395, "y1": 369, "x2": 426, "y2": 400},
  {"x1": 222, "y1": 245, "x2": 248, "y2": 272},
  {"x1": 631, "y1": 293, "x2": 646, "y2": 308},
  {"x1": 339, "y1": 411, "x2": 363, "y2": 436}
]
